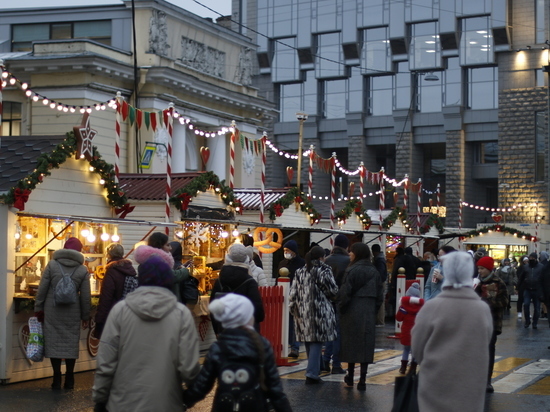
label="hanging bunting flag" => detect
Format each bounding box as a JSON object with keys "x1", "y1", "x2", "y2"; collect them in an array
[
  {"x1": 136, "y1": 109, "x2": 143, "y2": 129},
  {"x1": 150, "y1": 112, "x2": 157, "y2": 131},
  {"x1": 163, "y1": 109, "x2": 169, "y2": 127},
  {"x1": 128, "y1": 106, "x2": 136, "y2": 126},
  {"x1": 144, "y1": 111, "x2": 151, "y2": 130},
  {"x1": 121, "y1": 100, "x2": 129, "y2": 121}
]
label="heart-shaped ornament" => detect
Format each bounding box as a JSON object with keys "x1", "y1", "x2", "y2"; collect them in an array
[
  {"x1": 200, "y1": 147, "x2": 210, "y2": 166},
  {"x1": 286, "y1": 166, "x2": 294, "y2": 185},
  {"x1": 492, "y1": 212, "x2": 502, "y2": 223}
]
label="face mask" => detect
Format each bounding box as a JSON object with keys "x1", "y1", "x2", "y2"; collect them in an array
[{"x1": 284, "y1": 253, "x2": 293, "y2": 260}]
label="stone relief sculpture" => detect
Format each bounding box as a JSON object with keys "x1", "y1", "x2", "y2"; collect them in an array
[
  {"x1": 179, "y1": 36, "x2": 225, "y2": 78},
  {"x1": 234, "y1": 47, "x2": 253, "y2": 86},
  {"x1": 149, "y1": 10, "x2": 170, "y2": 56}
]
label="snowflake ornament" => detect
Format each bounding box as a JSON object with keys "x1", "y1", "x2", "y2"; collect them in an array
[{"x1": 186, "y1": 223, "x2": 209, "y2": 249}]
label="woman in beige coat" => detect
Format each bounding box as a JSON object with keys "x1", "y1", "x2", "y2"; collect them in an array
[
  {"x1": 34, "y1": 237, "x2": 91, "y2": 390},
  {"x1": 412, "y1": 251, "x2": 493, "y2": 412}
]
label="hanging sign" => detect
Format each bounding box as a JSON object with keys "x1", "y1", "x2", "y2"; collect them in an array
[{"x1": 140, "y1": 144, "x2": 157, "y2": 169}]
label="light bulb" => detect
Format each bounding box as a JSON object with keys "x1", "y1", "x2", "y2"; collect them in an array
[
  {"x1": 87, "y1": 234, "x2": 96, "y2": 242},
  {"x1": 81, "y1": 229, "x2": 90, "y2": 237},
  {"x1": 111, "y1": 234, "x2": 120, "y2": 242},
  {"x1": 15, "y1": 233, "x2": 21, "y2": 239},
  {"x1": 26, "y1": 233, "x2": 33, "y2": 239},
  {"x1": 232, "y1": 229, "x2": 239, "y2": 237},
  {"x1": 101, "y1": 233, "x2": 110, "y2": 241},
  {"x1": 221, "y1": 231, "x2": 229, "y2": 238}
]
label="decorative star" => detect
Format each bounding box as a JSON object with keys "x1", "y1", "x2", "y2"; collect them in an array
[{"x1": 73, "y1": 113, "x2": 97, "y2": 161}]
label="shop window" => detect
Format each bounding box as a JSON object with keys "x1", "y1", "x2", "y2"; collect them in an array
[{"x1": 1, "y1": 102, "x2": 22, "y2": 136}]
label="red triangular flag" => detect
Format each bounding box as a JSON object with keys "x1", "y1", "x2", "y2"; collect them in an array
[
  {"x1": 122, "y1": 101, "x2": 129, "y2": 120},
  {"x1": 150, "y1": 112, "x2": 157, "y2": 131},
  {"x1": 136, "y1": 109, "x2": 143, "y2": 129}
]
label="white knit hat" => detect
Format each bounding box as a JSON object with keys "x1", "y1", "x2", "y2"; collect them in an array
[
  {"x1": 224, "y1": 243, "x2": 249, "y2": 264},
  {"x1": 209, "y1": 293, "x2": 254, "y2": 329},
  {"x1": 441, "y1": 251, "x2": 474, "y2": 289}
]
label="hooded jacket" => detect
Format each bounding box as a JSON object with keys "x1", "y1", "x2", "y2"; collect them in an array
[
  {"x1": 395, "y1": 296, "x2": 424, "y2": 346},
  {"x1": 92, "y1": 286, "x2": 200, "y2": 411},
  {"x1": 183, "y1": 327, "x2": 292, "y2": 412}
]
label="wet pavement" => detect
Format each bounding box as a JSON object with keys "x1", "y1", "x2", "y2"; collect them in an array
[{"x1": 2, "y1": 306, "x2": 550, "y2": 411}]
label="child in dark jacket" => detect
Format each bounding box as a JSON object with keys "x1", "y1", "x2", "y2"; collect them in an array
[
  {"x1": 395, "y1": 282, "x2": 424, "y2": 374},
  {"x1": 183, "y1": 293, "x2": 292, "y2": 412}
]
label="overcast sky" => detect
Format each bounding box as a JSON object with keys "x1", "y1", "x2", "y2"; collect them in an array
[{"x1": 2, "y1": 0, "x2": 232, "y2": 20}]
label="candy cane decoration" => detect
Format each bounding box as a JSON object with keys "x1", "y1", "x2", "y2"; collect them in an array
[
  {"x1": 379, "y1": 168, "x2": 385, "y2": 231},
  {"x1": 458, "y1": 199, "x2": 463, "y2": 250},
  {"x1": 359, "y1": 162, "x2": 365, "y2": 202},
  {"x1": 330, "y1": 153, "x2": 336, "y2": 247},
  {"x1": 165, "y1": 103, "x2": 174, "y2": 235},
  {"x1": 260, "y1": 133, "x2": 267, "y2": 224},
  {"x1": 417, "y1": 179, "x2": 422, "y2": 234},
  {"x1": 114, "y1": 91, "x2": 122, "y2": 184},
  {"x1": 229, "y1": 120, "x2": 237, "y2": 189},
  {"x1": 436, "y1": 183, "x2": 440, "y2": 213},
  {"x1": 308, "y1": 145, "x2": 314, "y2": 200},
  {"x1": 404, "y1": 174, "x2": 409, "y2": 210}
]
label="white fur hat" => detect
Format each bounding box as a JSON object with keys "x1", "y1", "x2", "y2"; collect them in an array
[
  {"x1": 441, "y1": 251, "x2": 474, "y2": 289},
  {"x1": 209, "y1": 293, "x2": 254, "y2": 329}
]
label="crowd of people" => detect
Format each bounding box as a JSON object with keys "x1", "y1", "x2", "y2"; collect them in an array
[{"x1": 32, "y1": 231, "x2": 550, "y2": 411}]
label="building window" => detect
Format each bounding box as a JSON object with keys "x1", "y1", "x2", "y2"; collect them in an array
[
  {"x1": 279, "y1": 71, "x2": 317, "y2": 122},
  {"x1": 12, "y1": 20, "x2": 111, "y2": 51},
  {"x1": 536, "y1": 0, "x2": 546, "y2": 44},
  {"x1": 444, "y1": 57, "x2": 462, "y2": 106},
  {"x1": 536, "y1": 68, "x2": 546, "y2": 87},
  {"x1": 474, "y1": 141, "x2": 498, "y2": 164},
  {"x1": 1, "y1": 102, "x2": 22, "y2": 136},
  {"x1": 316, "y1": 32, "x2": 345, "y2": 79},
  {"x1": 467, "y1": 67, "x2": 498, "y2": 109},
  {"x1": 361, "y1": 27, "x2": 391, "y2": 75},
  {"x1": 347, "y1": 67, "x2": 363, "y2": 113},
  {"x1": 410, "y1": 21, "x2": 441, "y2": 71},
  {"x1": 418, "y1": 72, "x2": 442, "y2": 113},
  {"x1": 459, "y1": 16, "x2": 494, "y2": 66},
  {"x1": 323, "y1": 79, "x2": 346, "y2": 119},
  {"x1": 535, "y1": 111, "x2": 546, "y2": 182},
  {"x1": 272, "y1": 37, "x2": 300, "y2": 83},
  {"x1": 369, "y1": 75, "x2": 393, "y2": 116},
  {"x1": 394, "y1": 62, "x2": 411, "y2": 110}
]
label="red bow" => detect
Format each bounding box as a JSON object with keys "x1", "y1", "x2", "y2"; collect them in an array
[
  {"x1": 178, "y1": 193, "x2": 193, "y2": 210},
  {"x1": 13, "y1": 188, "x2": 31, "y2": 211},
  {"x1": 115, "y1": 203, "x2": 135, "y2": 219},
  {"x1": 273, "y1": 204, "x2": 283, "y2": 217}
]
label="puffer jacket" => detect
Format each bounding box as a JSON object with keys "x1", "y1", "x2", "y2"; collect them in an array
[
  {"x1": 183, "y1": 327, "x2": 292, "y2": 412},
  {"x1": 395, "y1": 296, "x2": 424, "y2": 346},
  {"x1": 34, "y1": 248, "x2": 91, "y2": 359},
  {"x1": 94, "y1": 257, "x2": 137, "y2": 337},
  {"x1": 92, "y1": 286, "x2": 200, "y2": 411},
  {"x1": 249, "y1": 261, "x2": 268, "y2": 286}
]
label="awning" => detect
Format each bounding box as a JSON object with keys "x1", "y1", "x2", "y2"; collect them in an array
[{"x1": 17, "y1": 212, "x2": 177, "y2": 227}]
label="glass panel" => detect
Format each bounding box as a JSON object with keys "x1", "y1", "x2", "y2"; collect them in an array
[
  {"x1": 361, "y1": 27, "x2": 392, "y2": 75},
  {"x1": 370, "y1": 75, "x2": 393, "y2": 116},
  {"x1": 536, "y1": 69, "x2": 546, "y2": 87},
  {"x1": 51, "y1": 23, "x2": 72, "y2": 40},
  {"x1": 316, "y1": 0, "x2": 338, "y2": 32},
  {"x1": 324, "y1": 79, "x2": 346, "y2": 119},
  {"x1": 12, "y1": 24, "x2": 49, "y2": 42},
  {"x1": 419, "y1": 73, "x2": 442, "y2": 113},
  {"x1": 444, "y1": 57, "x2": 462, "y2": 106},
  {"x1": 316, "y1": 32, "x2": 344, "y2": 78},
  {"x1": 461, "y1": 0, "x2": 486, "y2": 15},
  {"x1": 273, "y1": 0, "x2": 293, "y2": 36},
  {"x1": 348, "y1": 68, "x2": 363, "y2": 112},
  {"x1": 460, "y1": 17, "x2": 494, "y2": 66},
  {"x1": 481, "y1": 142, "x2": 498, "y2": 163},
  {"x1": 394, "y1": 62, "x2": 411, "y2": 109},
  {"x1": 536, "y1": 0, "x2": 546, "y2": 44},
  {"x1": 408, "y1": 0, "x2": 433, "y2": 21},
  {"x1": 272, "y1": 38, "x2": 300, "y2": 83},
  {"x1": 303, "y1": 71, "x2": 318, "y2": 116},
  {"x1": 410, "y1": 22, "x2": 441, "y2": 70},
  {"x1": 74, "y1": 20, "x2": 112, "y2": 38},
  {"x1": 280, "y1": 83, "x2": 302, "y2": 122},
  {"x1": 468, "y1": 67, "x2": 498, "y2": 109},
  {"x1": 535, "y1": 111, "x2": 546, "y2": 181}
]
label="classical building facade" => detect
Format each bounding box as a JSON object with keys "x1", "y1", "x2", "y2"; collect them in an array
[{"x1": 231, "y1": 0, "x2": 550, "y2": 228}]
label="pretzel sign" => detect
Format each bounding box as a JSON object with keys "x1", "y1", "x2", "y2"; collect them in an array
[{"x1": 253, "y1": 227, "x2": 283, "y2": 254}]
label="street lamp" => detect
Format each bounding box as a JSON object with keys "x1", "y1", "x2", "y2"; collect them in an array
[{"x1": 296, "y1": 112, "x2": 308, "y2": 189}]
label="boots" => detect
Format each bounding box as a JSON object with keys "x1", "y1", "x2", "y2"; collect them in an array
[
  {"x1": 64, "y1": 359, "x2": 76, "y2": 389},
  {"x1": 408, "y1": 361, "x2": 418, "y2": 375},
  {"x1": 357, "y1": 363, "x2": 368, "y2": 390},
  {"x1": 399, "y1": 360, "x2": 408, "y2": 375},
  {"x1": 344, "y1": 363, "x2": 354, "y2": 386},
  {"x1": 50, "y1": 358, "x2": 62, "y2": 390}
]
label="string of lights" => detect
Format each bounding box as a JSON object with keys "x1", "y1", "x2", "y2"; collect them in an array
[{"x1": 460, "y1": 201, "x2": 537, "y2": 213}]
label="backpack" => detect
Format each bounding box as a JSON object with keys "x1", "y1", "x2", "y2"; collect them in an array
[
  {"x1": 122, "y1": 275, "x2": 138, "y2": 299},
  {"x1": 54, "y1": 261, "x2": 78, "y2": 305},
  {"x1": 180, "y1": 275, "x2": 200, "y2": 304}
]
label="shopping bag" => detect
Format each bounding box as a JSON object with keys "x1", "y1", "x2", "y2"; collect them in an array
[
  {"x1": 26, "y1": 316, "x2": 44, "y2": 362},
  {"x1": 391, "y1": 369, "x2": 419, "y2": 412}
]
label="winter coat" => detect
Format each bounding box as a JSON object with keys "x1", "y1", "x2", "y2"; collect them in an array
[
  {"x1": 183, "y1": 327, "x2": 292, "y2": 412},
  {"x1": 94, "y1": 258, "x2": 137, "y2": 335},
  {"x1": 424, "y1": 262, "x2": 443, "y2": 300},
  {"x1": 373, "y1": 254, "x2": 388, "y2": 283},
  {"x1": 34, "y1": 248, "x2": 91, "y2": 359},
  {"x1": 92, "y1": 286, "x2": 200, "y2": 412},
  {"x1": 518, "y1": 262, "x2": 544, "y2": 297},
  {"x1": 496, "y1": 265, "x2": 517, "y2": 296},
  {"x1": 338, "y1": 259, "x2": 383, "y2": 363},
  {"x1": 277, "y1": 255, "x2": 305, "y2": 282},
  {"x1": 392, "y1": 253, "x2": 416, "y2": 280},
  {"x1": 249, "y1": 261, "x2": 268, "y2": 286},
  {"x1": 474, "y1": 272, "x2": 509, "y2": 335},
  {"x1": 289, "y1": 260, "x2": 338, "y2": 342},
  {"x1": 211, "y1": 263, "x2": 265, "y2": 333},
  {"x1": 395, "y1": 296, "x2": 424, "y2": 346},
  {"x1": 133, "y1": 245, "x2": 189, "y2": 302},
  {"x1": 324, "y1": 247, "x2": 350, "y2": 287},
  {"x1": 542, "y1": 263, "x2": 550, "y2": 303},
  {"x1": 412, "y1": 287, "x2": 493, "y2": 412}
]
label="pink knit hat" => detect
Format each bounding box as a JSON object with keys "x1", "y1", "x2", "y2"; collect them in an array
[{"x1": 64, "y1": 237, "x2": 83, "y2": 252}]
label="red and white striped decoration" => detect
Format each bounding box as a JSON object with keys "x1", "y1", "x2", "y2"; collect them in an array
[
  {"x1": 114, "y1": 92, "x2": 122, "y2": 184},
  {"x1": 417, "y1": 179, "x2": 422, "y2": 235},
  {"x1": 359, "y1": 162, "x2": 365, "y2": 202},
  {"x1": 330, "y1": 154, "x2": 336, "y2": 247},
  {"x1": 308, "y1": 145, "x2": 314, "y2": 200},
  {"x1": 404, "y1": 174, "x2": 409, "y2": 210},
  {"x1": 229, "y1": 121, "x2": 237, "y2": 189},
  {"x1": 0, "y1": 59, "x2": 4, "y2": 136},
  {"x1": 165, "y1": 103, "x2": 174, "y2": 235},
  {"x1": 260, "y1": 133, "x2": 267, "y2": 224},
  {"x1": 379, "y1": 168, "x2": 385, "y2": 230},
  {"x1": 436, "y1": 183, "x2": 440, "y2": 212},
  {"x1": 458, "y1": 199, "x2": 463, "y2": 250}
]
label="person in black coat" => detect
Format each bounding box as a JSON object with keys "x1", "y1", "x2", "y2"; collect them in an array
[
  {"x1": 210, "y1": 243, "x2": 265, "y2": 334},
  {"x1": 183, "y1": 293, "x2": 292, "y2": 412},
  {"x1": 518, "y1": 253, "x2": 544, "y2": 329}
]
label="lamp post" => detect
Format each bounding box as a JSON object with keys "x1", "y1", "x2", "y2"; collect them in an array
[{"x1": 296, "y1": 112, "x2": 308, "y2": 190}]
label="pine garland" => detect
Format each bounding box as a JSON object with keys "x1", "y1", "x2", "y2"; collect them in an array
[
  {"x1": 420, "y1": 214, "x2": 445, "y2": 235},
  {"x1": 169, "y1": 171, "x2": 243, "y2": 213},
  {"x1": 0, "y1": 131, "x2": 128, "y2": 208},
  {"x1": 382, "y1": 207, "x2": 408, "y2": 230},
  {"x1": 335, "y1": 199, "x2": 372, "y2": 230},
  {"x1": 268, "y1": 187, "x2": 321, "y2": 224},
  {"x1": 461, "y1": 225, "x2": 537, "y2": 241}
]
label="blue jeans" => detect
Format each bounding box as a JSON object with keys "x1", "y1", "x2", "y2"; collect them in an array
[
  {"x1": 323, "y1": 322, "x2": 341, "y2": 368},
  {"x1": 304, "y1": 342, "x2": 323, "y2": 380},
  {"x1": 523, "y1": 289, "x2": 541, "y2": 326}
]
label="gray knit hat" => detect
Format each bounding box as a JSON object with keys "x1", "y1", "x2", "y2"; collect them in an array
[{"x1": 406, "y1": 282, "x2": 421, "y2": 297}]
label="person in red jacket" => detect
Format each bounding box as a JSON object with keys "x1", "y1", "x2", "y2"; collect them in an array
[{"x1": 395, "y1": 282, "x2": 424, "y2": 374}]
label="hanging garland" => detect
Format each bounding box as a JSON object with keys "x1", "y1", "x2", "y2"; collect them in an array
[
  {"x1": 420, "y1": 214, "x2": 445, "y2": 235},
  {"x1": 169, "y1": 171, "x2": 242, "y2": 213},
  {"x1": 382, "y1": 207, "x2": 409, "y2": 231},
  {"x1": 0, "y1": 131, "x2": 128, "y2": 210},
  {"x1": 268, "y1": 187, "x2": 321, "y2": 225},
  {"x1": 335, "y1": 199, "x2": 372, "y2": 230},
  {"x1": 461, "y1": 225, "x2": 537, "y2": 241}
]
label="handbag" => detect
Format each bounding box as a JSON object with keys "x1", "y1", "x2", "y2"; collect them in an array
[
  {"x1": 391, "y1": 369, "x2": 419, "y2": 412},
  {"x1": 26, "y1": 316, "x2": 44, "y2": 362}
]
